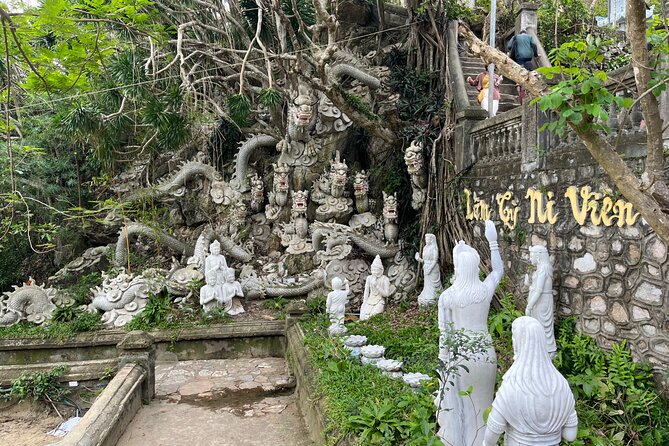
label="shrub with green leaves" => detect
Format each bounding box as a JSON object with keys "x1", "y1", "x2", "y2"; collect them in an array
[
  {"x1": 554, "y1": 318, "x2": 669, "y2": 445},
  {"x1": 8, "y1": 365, "x2": 69, "y2": 403}
]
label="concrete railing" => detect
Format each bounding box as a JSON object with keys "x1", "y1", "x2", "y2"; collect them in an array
[{"x1": 469, "y1": 106, "x2": 523, "y2": 164}]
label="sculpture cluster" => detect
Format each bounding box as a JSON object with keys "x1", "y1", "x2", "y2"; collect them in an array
[{"x1": 434, "y1": 220, "x2": 576, "y2": 446}]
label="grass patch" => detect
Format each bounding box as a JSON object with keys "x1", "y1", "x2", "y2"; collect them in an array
[{"x1": 301, "y1": 304, "x2": 443, "y2": 445}]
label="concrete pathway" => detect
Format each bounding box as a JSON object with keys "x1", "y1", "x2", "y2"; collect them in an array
[{"x1": 117, "y1": 358, "x2": 313, "y2": 446}]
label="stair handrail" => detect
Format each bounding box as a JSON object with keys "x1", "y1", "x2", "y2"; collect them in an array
[{"x1": 448, "y1": 20, "x2": 471, "y2": 113}]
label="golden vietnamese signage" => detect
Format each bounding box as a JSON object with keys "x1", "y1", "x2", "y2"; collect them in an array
[{"x1": 464, "y1": 186, "x2": 639, "y2": 230}]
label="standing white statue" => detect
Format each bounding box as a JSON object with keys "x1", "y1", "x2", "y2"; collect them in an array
[
  {"x1": 326, "y1": 277, "x2": 350, "y2": 336},
  {"x1": 524, "y1": 245, "x2": 557, "y2": 357},
  {"x1": 360, "y1": 255, "x2": 391, "y2": 321},
  {"x1": 482, "y1": 316, "x2": 577, "y2": 446},
  {"x1": 415, "y1": 233, "x2": 442, "y2": 307},
  {"x1": 436, "y1": 220, "x2": 504, "y2": 446},
  {"x1": 204, "y1": 240, "x2": 228, "y2": 284}
]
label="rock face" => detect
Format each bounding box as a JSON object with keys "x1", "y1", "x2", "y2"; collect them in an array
[{"x1": 460, "y1": 131, "x2": 669, "y2": 384}]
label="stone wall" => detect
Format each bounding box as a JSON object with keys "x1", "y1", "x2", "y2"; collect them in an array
[{"x1": 460, "y1": 130, "x2": 669, "y2": 383}]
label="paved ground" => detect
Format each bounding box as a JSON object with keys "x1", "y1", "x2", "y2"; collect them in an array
[{"x1": 117, "y1": 358, "x2": 313, "y2": 446}]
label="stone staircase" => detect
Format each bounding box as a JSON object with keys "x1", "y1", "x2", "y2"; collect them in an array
[{"x1": 460, "y1": 56, "x2": 519, "y2": 114}]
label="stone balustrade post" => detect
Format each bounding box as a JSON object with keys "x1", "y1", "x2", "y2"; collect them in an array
[
  {"x1": 117, "y1": 330, "x2": 156, "y2": 404},
  {"x1": 285, "y1": 300, "x2": 309, "y2": 329}
]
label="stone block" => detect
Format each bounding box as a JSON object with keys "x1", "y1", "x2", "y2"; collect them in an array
[
  {"x1": 613, "y1": 263, "x2": 627, "y2": 274},
  {"x1": 574, "y1": 253, "x2": 597, "y2": 273},
  {"x1": 620, "y1": 226, "x2": 642, "y2": 239},
  {"x1": 602, "y1": 320, "x2": 616, "y2": 335},
  {"x1": 611, "y1": 301, "x2": 629, "y2": 323},
  {"x1": 583, "y1": 318, "x2": 600, "y2": 333},
  {"x1": 567, "y1": 235, "x2": 585, "y2": 252},
  {"x1": 646, "y1": 236, "x2": 667, "y2": 263},
  {"x1": 650, "y1": 340, "x2": 669, "y2": 358},
  {"x1": 580, "y1": 225, "x2": 603, "y2": 238},
  {"x1": 582, "y1": 276, "x2": 603, "y2": 292},
  {"x1": 633, "y1": 281, "x2": 664, "y2": 306},
  {"x1": 625, "y1": 243, "x2": 641, "y2": 266},
  {"x1": 641, "y1": 324, "x2": 657, "y2": 336},
  {"x1": 606, "y1": 279, "x2": 624, "y2": 298},
  {"x1": 631, "y1": 305, "x2": 651, "y2": 321},
  {"x1": 610, "y1": 238, "x2": 623, "y2": 256},
  {"x1": 600, "y1": 265, "x2": 612, "y2": 277},
  {"x1": 589, "y1": 296, "x2": 607, "y2": 315},
  {"x1": 563, "y1": 275, "x2": 579, "y2": 288}
]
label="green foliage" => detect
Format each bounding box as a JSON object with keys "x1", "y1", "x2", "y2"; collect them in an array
[
  {"x1": 125, "y1": 290, "x2": 174, "y2": 330},
  {"x1": 227, "y1": 94, "x2": 252, "y2": 127},
  {"x1": 8, "y1": 365, "x2": 69, "y2": 403},
  {"x1": 349, "y1": 306, "x2": 440, "y2": 375},
  {"x1": 302, "y1": 309, "x2": 443, "y2": 445},
  {"x1": 554, "y1": 318, "x2": 669, "y2": 445},
  {"x1": 261, "y1": 296, "x2": 289, "y2": 319},
  {"x1": 259, "y1": 88, "x2": 284, "y2": 109},
  {"x1": 538, "y1": 0, "x2": 594, "y2": 52},
  {"x1": 62, "y1": 272, "x2": 102, "y2": 305},
  {"x1": 536, "y1": 35, "x2": 634, "y2": 136}
]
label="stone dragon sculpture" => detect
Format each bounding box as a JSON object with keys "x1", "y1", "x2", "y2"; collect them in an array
[{"x1": 0, "y1": 283, "x2": 73, "y2": 326}]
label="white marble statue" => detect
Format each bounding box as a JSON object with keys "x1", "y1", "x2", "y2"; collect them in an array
[
  {"x1": 482, "y1": 316, "x2": 577, "y2": 446},
  {"x1": 524, "y1": 245, "x2": 557, "y2": 357},
  {"x1": 360, "y1": 256, "x2": 392, "y2": 321},
  {"x1": 326, "y1": 276, "x2": 350, "y2": 336},
  {"x1": 415, "y1": 233, "x2": 442, "y2": 307},
  {"x1": 219, "y1": 267, "x2": 243, "y2": 312},
  {"x1": 436, "y1": 220, "x2": 504, "y2": 446},
  {"x1": 204, "y1": 240, "x2": 228, "y2": 284},
  {"x1": 200, "y1": 270, "x2": 224, "y2": 313}
]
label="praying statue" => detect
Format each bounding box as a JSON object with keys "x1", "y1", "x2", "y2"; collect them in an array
[
  {"x1": 200, "y1": 270, "x2": 223, "y2": 313},
  {"x1": 326, "y1": 276, "x2": 350, "y2": 336},
  {"x1": 525, "y1": 245, "x2": 557, "y2": 357},
  {"x1": 415, "y1": 233, "x2": 442, "y2": 307},
  {"x1": 219, "y1": 267, "x2": 244, "y2": 312},
  {"x1": 482, "y1": 316, "x2": 577, "y2": 446},
  {"x1": 360, "y1": 255, "x2": 392, "y2": 321},
  {"x1": 436, "y1": 220, "x2": 503, "y2": 446}
]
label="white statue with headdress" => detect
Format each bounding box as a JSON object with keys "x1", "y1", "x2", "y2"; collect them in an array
[
  {"x1": 360, "y1": 255, "x2": 392, "y2": 321},
  {"x1": 415, "y1": 233, "x2": 442, "y2": 306},
  {"x1": 204, "y1": 240, "x2": 228, "y2": 284},
  {"x1": 482, "y1": 316, "x2": 577, "y2": 446},
  {"x1": 525, "y1": 245, "x2": 557, "y2": 357},
  {"x1": 436, "y1": 220, "x2": 503, "y2": 446}
]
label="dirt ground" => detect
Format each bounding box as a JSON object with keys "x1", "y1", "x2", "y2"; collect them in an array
[{"x1": 0, "y1": 400, "x2": 64, "y2": 446}]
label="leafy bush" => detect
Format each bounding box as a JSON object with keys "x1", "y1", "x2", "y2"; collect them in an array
[
  {"x1": 8, "y1": 365, "x2": 69, "y2": 403},
  {"x1": 554, "y1": 318, "x2": 669, "y2": 445},
  {"x1": 126, "y1": 290, "x2": 174, "y2": 331}
]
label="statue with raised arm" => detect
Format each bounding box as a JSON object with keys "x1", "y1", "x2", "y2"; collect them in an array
[
  {"x1": 436, "y1": 220, "x2": 504, "y2": 446},
  {"x1": 525, "y1": 245, "x2": 557, "y2": 357},
  {"x1": 482, "y1": 316, "x2": 577, "y2": 446},
  {"x1": 415, "y1": 233, "x2": 442, "y2": 307},
  {"x1": 360, "y1": 256, "x2": 391, "y2": 321},
  {"x1": 326, "y1": 276, "x2": 350, "y2": 336}
]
